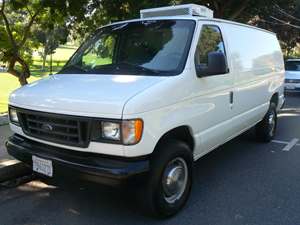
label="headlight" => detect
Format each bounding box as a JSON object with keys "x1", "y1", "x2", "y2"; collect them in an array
[
  {"x1": 9, "y1": 107, "x2": 19, "y2": 125},
  {"x1": 93, "y1": 119, "x2": 143, "y2": 145},
  {"x1": 102, "y1": 121, "x2": 121, "y2": 141}
]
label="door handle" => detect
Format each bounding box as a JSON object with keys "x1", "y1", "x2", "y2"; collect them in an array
[{"x1": 229, "y1": 91, "x2": 234, "y2": 104}]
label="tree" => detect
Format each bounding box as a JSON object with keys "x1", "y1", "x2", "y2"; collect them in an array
[
  {"x1": 2, "y1": 0, "x2": 300, "y2": 87},
  {"x1": 0, "y1": 0, "x2": 89, "y2": 85},
  {"x1": 34, "y1": 26, "x2": 69, "y2": 71},
  {"x1": 71, "y1": 0, "x2": 172, "y2": 41},
  {"x1": 176, "y1": 0, "x2": 297, "y2": 22},
  {"x1": 0, "y1": 0, "x2": 42, "y2": 85},
  {"x1": 72, "y1": 0, "x2": 298, "y2": 38},
  {"x1": 251, "y1": 1, "x2": 300, "y2": 57}
]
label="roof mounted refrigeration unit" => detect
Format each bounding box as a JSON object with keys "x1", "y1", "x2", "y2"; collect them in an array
[{"x1": 140, "y1": 4, "x2": 214, "y2": 19}]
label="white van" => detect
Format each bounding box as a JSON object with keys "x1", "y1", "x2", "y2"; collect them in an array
[
  {"x1": 285, "y1": 59, "x2": 300, "y2": 91},
  {"x1": 6, "y1": 4, "x2": 284, "y2": 217}
]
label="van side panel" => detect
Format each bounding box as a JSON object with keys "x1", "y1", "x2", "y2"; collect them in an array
[
  {"x1": 123, "y1": 20, "x2": 284, "y2": 158},
  {"x1": 221, "y1": 23, "x2": 284, "y2": 132}
]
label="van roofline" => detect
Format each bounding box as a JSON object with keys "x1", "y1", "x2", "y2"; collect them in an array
[
  {"x1": 99, "y1": 16, "x2": 275, "y2": 36},
  {"x1": 201, "y1": 17, "x2": 276, "y2": 36},
  {"x1": 100, "y1": 16, "x2": 198, "y2": 28}
]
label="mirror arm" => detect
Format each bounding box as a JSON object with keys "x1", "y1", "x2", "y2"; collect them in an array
[
  {"x1": 196, "y1": 66, "x2": 229, "y2": 77},
  {"x1": 196, "y1": 65, "x2": 208, "y2": 77}
]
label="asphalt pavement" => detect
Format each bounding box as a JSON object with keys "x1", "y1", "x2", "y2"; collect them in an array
[{"x1": 1, "y1": 92, "x2": 300, "y2": 225}]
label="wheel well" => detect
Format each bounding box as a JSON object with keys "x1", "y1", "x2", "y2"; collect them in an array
[
  {"x1": 270, "y1": 93, "x2": 279, "y2": 107},
  {"x1": 154, "y1": 126, "x2": 195, "y2": 152}
]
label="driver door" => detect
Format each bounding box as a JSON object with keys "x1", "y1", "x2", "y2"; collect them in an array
[{"x1": 193, "y1": 23, "x2": 235, "y2": 156}]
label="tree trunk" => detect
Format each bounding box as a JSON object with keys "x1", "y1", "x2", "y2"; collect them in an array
[
  {"x1": 18, "y1": 75, "x2": 28, "y2": 86},
  {"x1": 7, "y1": 55, "x2": 30, "y2": 86},
  {"x1": 286, "y1": 47, "x2": 292, "y2": 58},
  {"x1": 50, "y1": 53, "x2": 53, "y2": 75},
  {"x1": 42, "y1": 41, "x2": 48, "y2": 71},
  {"x1": 42, "y1": 53, "x2": 46, "y2": 71}
]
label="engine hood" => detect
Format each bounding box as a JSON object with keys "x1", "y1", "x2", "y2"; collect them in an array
[
  {"x1": 9, "y1": 74, "x2": 166, "y2": 118},
  {"x1": 285, "y1": 71, "x2": 300, "y2": 80}
]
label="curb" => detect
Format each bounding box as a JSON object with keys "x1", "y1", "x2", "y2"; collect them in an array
[{"x1": 0, "y1": 160, "x2": 32, "y2": 183}]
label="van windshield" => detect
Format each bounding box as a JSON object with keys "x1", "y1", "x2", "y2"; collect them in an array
[
  {"x1": 285, "y1": 61, "x2": 300, "y2": 72},
  {"x1": 61, "y1": 20, "x2": 195, "y2": 76}
]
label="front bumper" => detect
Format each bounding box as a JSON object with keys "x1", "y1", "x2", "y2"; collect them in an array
[
  {"x1": 6, "y1": 134, "x2": 149, "y2": 185},
  {"x1": 284, "y1": 83, "x2": 300, "y2": 92}
]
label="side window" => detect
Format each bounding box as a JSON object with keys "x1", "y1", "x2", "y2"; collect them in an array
[{"x1": 195, "y1": 25, "x2": 226, "y2": 67}]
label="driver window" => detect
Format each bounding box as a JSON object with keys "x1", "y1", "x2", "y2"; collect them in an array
[
  {"x1": 195, "y1": 25, "x2": 225, "y2": 68},
  {"x1": 82, "y1": 34, "x2": 116, "y2": 68}
]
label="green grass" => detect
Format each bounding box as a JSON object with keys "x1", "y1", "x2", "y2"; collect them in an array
[
  {"x1": 83, "y1": 54, "x2": 112, "y2": 66},
  {"x1": 0, "y1": 45, "x2": 77, "y2": 113},
  {"x1": 0, "y1": 74, "x2": 42, "y2": 113},
  {"x1": 33, "y1": 45, "x2": 77, "y2": 62}
]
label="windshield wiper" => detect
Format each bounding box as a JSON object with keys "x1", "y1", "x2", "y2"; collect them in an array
[
  {"x1": 116, "y1": 62, "x2": 161, "y2": 75},
  {"x1": 60, "y1": 64, "x2": 87, "y2": 74}
]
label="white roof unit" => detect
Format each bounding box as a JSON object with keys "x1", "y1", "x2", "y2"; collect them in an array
[{"x1": 140, "y1": 4, "x2": 214, "y2": 19}]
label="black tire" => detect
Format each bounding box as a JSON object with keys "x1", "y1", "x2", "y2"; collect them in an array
[
  {"x1": 255, "y1": 102, "x2": 277, "y2": 142},
  {"x1": 142, "y1": 140, "x2": 193, "y2": 218}
]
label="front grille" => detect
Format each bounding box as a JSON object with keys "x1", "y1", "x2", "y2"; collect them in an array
[
  {"x1": 285, "y1": 79, "x2": 300, "y2": 83},
  {"x1": 18, "y1": 109, "x2": 90, "y2": 147}
]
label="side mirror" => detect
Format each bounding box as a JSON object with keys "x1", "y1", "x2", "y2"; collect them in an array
[{"x1": 196, "y1": 51, "x2": 229, "y2": 77}]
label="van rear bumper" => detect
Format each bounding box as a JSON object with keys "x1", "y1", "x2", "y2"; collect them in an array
[{"x1": 6, "y1": 134, "x2": 149, "y2": 185}]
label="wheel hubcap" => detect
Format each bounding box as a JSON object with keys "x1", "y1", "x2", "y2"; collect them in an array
[
  {"x1": 268, "y1": 112, "x2": 276, "y2": 136},
  {"x1": 162, "y1": 157, "x2": 188, "y2": 204}
]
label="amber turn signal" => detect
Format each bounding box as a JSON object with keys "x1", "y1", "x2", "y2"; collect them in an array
[{"x1": 122, "y1": 119, "x2": 143, "y2": 145}]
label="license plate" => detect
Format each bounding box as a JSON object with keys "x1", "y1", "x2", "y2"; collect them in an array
[{"x1": 32, "y1": 156, "x2": 53, "y2": 177}]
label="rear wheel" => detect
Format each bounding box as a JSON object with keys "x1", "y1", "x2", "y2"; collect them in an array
[
  {"x1": 255, "y1": 102, "x2": 277, "y2": 142},
  {"x1": 143, "y1": 140, "x2": 193, "y2": 218}
]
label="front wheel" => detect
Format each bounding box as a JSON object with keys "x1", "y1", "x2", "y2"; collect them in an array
[
  {"x1": 143, "y1": 140, "x2": 193, "y2": 218},
  {"x1": 255, "y1": 102, "x2": 277, "y2": 142}
]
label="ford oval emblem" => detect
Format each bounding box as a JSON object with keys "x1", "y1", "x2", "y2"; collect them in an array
[{"x1": 41, "y1": 123, "x2": 53, "y2": 131}]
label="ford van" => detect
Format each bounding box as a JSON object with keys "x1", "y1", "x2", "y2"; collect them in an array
[{"x1": 6, "y1": 4, "x2": 285, "y2": 217}]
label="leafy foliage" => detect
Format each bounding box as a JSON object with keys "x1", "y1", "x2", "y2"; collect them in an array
[
  {"x1": 197, "y1": 26, "x2": 223, "y2": 64},
  {"x1": 1, "y1": 0, "x2": 300, "y2": 86},
  {"x1": 252, "y1": 1, "x2": 300, "y2": 57},
  {"x1": 34, "y1": 26, "x2": 69, "y2": 70},
  {"x1": 72, "y1": 0, "x2": 300, "y2": 57},
  {"x1": 0, "y1": 0, "x2": 89, "y2": 85}
]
